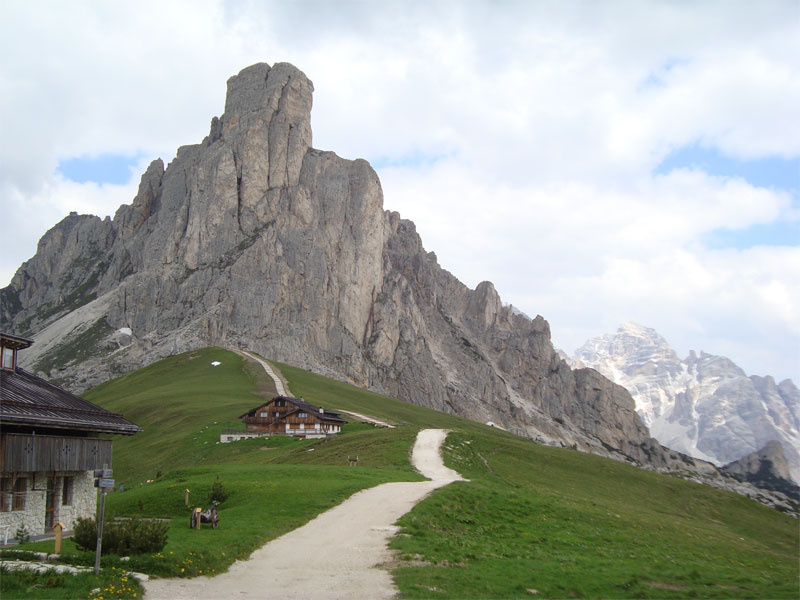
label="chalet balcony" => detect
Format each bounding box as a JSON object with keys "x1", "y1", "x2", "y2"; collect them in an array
[{"x1": 0, "y1": 433, "x2": 112, "y2": 473}]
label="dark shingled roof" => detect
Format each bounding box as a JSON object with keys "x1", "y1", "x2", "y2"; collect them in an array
[
  {"x1": 240, "y1": 396, "x2": 347, "y2": 423},
  {"x1": 0, "y1": 367, "x2": 141, "y2": 435}
]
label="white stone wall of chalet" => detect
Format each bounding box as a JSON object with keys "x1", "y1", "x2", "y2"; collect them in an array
[
  {"x1": 0, "y1": 470, "x2": 96, "y2": 537},
  {"x1": 56, "y1": 471, "x2": 96, "y2": 530},
  {"x1": 0, "y1": 474, "x2": 42, "y2": 535}
]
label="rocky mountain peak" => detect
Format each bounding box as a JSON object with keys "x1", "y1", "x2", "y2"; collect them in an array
[
  {"x1": 219, "y1": 62, "x2": 313, "y2": 189},
  {"x1": 3, "y1": 61, "x2": 693, "y2": 475},
  {"x1": 574, "y1": 322, "x2": 681, "y2": 369},
  {"x1": 572, "y1": 323, "x2": 800, "y2": 483}
]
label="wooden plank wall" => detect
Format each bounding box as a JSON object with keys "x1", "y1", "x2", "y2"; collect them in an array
[{"x1": 0, "y1": 434, "x2": 112, "y2": 472}]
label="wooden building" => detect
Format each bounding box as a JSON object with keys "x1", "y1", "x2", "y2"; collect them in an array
[
  {"x1": 239, "y1": 396, "x2": 346, "y2": 438},
  {"x1": 0, "y1": 332, "x2": 141, "y2": 538}
]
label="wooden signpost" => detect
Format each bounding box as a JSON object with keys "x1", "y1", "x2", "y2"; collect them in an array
[
  {"x1": 93, "y1": 465, "x2": 114, "y2": 575},
  {"x1": 53, "y1": 521, "x2": 65, "y2": 554}
]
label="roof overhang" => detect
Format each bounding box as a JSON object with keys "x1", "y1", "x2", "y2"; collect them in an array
[
  {"x1": 0, "y1": 332, "x2": 34, "y2": 350},
  {"x1": 0, "y1": 411, "x2": 142, "y2": 435}
]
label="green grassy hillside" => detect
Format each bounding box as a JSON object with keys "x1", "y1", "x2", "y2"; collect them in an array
[{"x1": 13, "y1": 348, "x2": 796, "y2": 599}]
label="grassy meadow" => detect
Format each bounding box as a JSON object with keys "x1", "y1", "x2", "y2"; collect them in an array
[{"x1": 3, "y1": 348, "x2": 797, "y2": 599}]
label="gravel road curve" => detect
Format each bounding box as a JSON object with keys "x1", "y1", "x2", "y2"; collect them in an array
[{"x1": 143, "y1": 429, "x2": 464, "y2": 599}]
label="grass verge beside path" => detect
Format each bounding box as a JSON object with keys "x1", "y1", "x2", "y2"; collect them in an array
[
  {"x1": 9, "y1": 351, "x2": 430, "y2": 588},
  {"x1": 11, "y1": 463, "x2": 418, "y2": 581},
  {"x1": 390, "y1": 431, "x2": 799, "y2": 599},
  {"x1": 0, "y1": 565, "x2": 143, "y2": 600}
]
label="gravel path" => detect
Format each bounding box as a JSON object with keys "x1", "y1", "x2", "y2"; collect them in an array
[
  {"x1": 336, "y1": 410, "x2": 396, "y2": 428},
  {"x1": 143, "y1": 429, "x2": 464, "y2": 599},
  {"x1": 233, "y1": 349, "x2": 290, "y2": 396}
]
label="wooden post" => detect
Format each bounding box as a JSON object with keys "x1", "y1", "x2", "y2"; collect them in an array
[
  {"x1": 53, "y1": 522, "x2": 65, "y2": 554},
  {"x1": 185, "y1": 489, "x2": 191, "y2": 506},
  {"x1": 95, "y1": 489, "x2": 106, "y2": 575},
  {"x1": 194, "y1": 507, "x2": 202, "y2": 529}
]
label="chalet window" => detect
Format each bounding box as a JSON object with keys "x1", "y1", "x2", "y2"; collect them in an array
[
  {"x1": 298, "y1": 412, "x2": 308, "y2": 418},
  {"x1": 62, "y1": 476, "x2": 74, "y2": 506},
  {"x1": 15, "y1": 479, "x2": 26, "y2": 510},
  {"x1": 260, "y1": 412, "x2": 269, "y2": 418},
  {"x1": 275, "y1": 399, "x2": 286, "y2": 407},
  {"x1": 1, "y1": 347, "x2": 14, "y2": 370},
  {"x1": 0, "y1": 478, "x2": 27, "y2": 511},
  {"x1": 274, "y1": 412, "x2": 280, "y2": 418}
]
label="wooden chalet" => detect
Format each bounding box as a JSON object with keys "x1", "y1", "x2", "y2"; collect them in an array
[
  {"x1": 239, "y1": 396, "x2": 346, "y2": 438},
  {"x1": 0, "y1": 332, "x2": 141, "y2": 538}
]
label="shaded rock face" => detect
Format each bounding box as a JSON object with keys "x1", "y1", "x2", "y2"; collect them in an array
[
  {"x1": 722, "y1": 441, "x2": 800, "y2": 501},
  {"x1": 572, "y1": 322, "x2": 800, "y2": 482},
  {"x1": 3, "y1": 62, "x2": 655, "y2": 462}
]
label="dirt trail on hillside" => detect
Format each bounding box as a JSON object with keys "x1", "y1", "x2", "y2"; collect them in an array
[
  {"x1": 143, "y1": 429, "x2": 465, "y2": 600},
  {"x1": 233, "y1": 349, "x2": 290, "y2": 396},
  {"x1": 337, "y1": 409, "x2": 396, "y2": 428}
]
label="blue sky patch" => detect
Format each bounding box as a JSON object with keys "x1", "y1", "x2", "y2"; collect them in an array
[
  {"x1": 657, "y1": 144, "x2": 799, "y2": 249},
  {"x1": 655, "y1": 144, "x2": 800, "y2": 194},
  {"x1": 58, "y1": 153, "x2": 145, "y2": 185},
  {"x1": 702, "y1": 219, "x2": 799, "y2": 250}
]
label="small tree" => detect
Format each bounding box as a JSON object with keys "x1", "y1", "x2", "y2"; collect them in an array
[
  {"x1": 14, "y1": 524, "x2": 30, "y2": 545},
  {"x1": 210, "y1": 478, "x2": 229, "y2": 505}
]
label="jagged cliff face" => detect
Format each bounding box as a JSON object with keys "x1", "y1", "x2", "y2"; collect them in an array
[
  {"x1": 572, "y1": 322, "x2": 800, "y2": 482},
  {"x1": 2, "y1": 62, "x2": 656, "y2": 461}
]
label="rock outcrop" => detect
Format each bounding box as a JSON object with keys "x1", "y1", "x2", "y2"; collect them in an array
[
  {"x1": 571, "y1": 322, "x2": 800, "y2": 482},
  {"x1": 722, "y1": 441, "x2": 799, "y2": 500},
  {"x1": 1, "y1": 63, "x2": 681, "y2": 467}
]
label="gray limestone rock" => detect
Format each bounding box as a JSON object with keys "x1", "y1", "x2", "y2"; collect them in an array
[
  {"x1": 3, "y1": 62, "x2": 673, "y2": 467},
  {"x1": 572, "y1": 322, "x2": 800, "y2": 483},
  {"x1": 722, "y1": 440, "x2": 799, "y2": 501},
  {"x1": 723, "y1": 440, "x2": 793, "y2": 481}
]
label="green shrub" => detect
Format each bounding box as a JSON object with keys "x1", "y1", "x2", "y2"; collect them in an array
[
  {"x1": 210, "y1": 479, "x2": 229, "y2": 504},
  {"x1": 14, "y1": 524, "x2": 30, "y2": 544},
  {"x1": 73, "y1": 517, "x2": 168, "y2": 555}
]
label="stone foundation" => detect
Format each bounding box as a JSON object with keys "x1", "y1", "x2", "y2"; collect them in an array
[{"x1": 0, "y1": 470, "x2": 96, "y2": 537}]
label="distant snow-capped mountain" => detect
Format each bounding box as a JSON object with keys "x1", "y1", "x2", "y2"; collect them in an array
[{"x1": 570, "y1": 323, "x2": 800, "y2": 483}]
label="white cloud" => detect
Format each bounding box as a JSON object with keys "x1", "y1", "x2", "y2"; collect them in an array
[
  {"x1": 0, "y1": 176, "x2": 140, "y2": 285},
  {"x1": 1, "y1": 0, "x2": 798, "y2": 382}
]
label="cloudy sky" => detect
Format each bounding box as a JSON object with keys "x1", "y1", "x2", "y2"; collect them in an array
[{"x1": 2, "y1": 0, "x2": 798, "y2": 382}]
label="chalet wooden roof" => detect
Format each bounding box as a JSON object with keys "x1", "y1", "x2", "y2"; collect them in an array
[
  {"x1": 240, "y1": 396, "x2": 347, "y2": 423},
  {"x1": 0, "y1": 332, "x2": 33, "y2": 350},
  {"x1": 0, "y1": 367, "x2": 141, "y2": 435}
]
